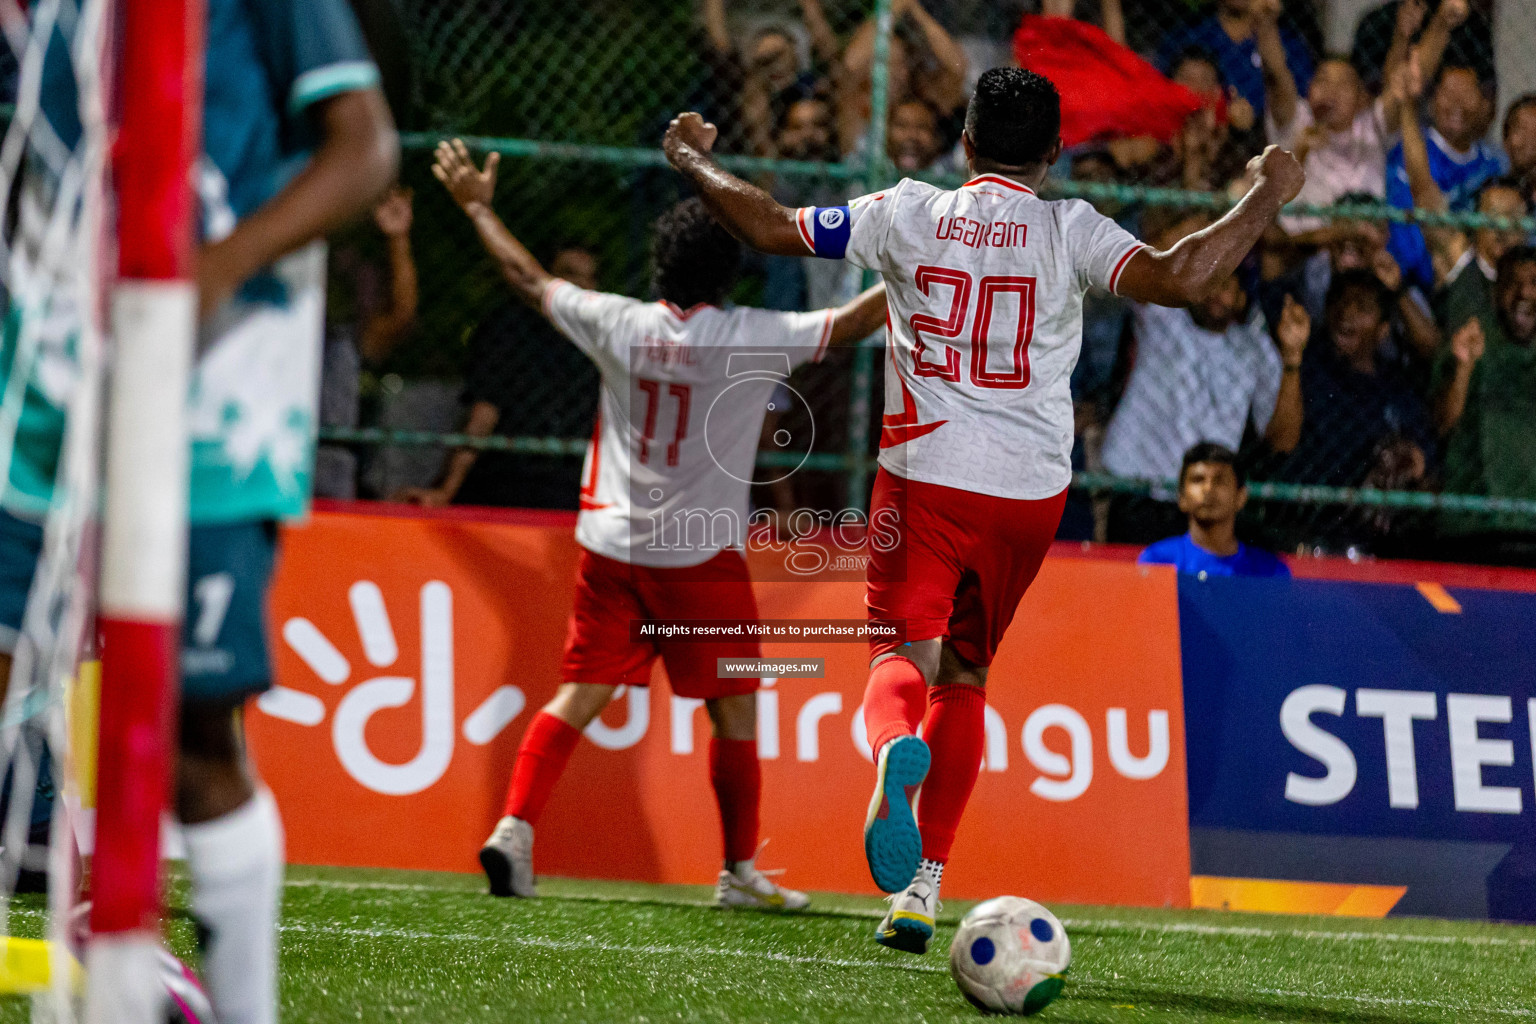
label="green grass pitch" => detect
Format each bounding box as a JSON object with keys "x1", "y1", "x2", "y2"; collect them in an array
[{"x1": 7, "y1": 864, "x2": 1536, "y2": 1022}]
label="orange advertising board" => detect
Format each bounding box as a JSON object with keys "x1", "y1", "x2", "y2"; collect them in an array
[{"x1": 249, "y1": 506, "x2": 1190, "y2": 908}]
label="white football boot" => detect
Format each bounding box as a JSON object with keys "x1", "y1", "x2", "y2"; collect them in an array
[
  {"x1": 480, "y1": 816, "x2": 537, "y2": 898},
  {"x1": 875, "y1": 875, "x2": 939, "y2": 954},
  {"x1": 715, "y1": 865, "x2": 811, "y2": 911}
]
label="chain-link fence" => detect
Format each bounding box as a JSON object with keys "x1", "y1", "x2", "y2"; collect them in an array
[{"x1": 324, "y1": 0, "x2": 1536, "y2": 567}]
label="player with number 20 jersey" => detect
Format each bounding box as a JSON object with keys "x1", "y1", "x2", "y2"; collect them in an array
[{"x1": 665, "y1": 67, "x2": 1306, "y2": 956}]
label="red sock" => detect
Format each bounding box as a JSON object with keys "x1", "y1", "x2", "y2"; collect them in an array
[
  {"x1": 709, "y1": 737, "x2": 761, "y2": 864},
  {"x1": 916, "y1": 683, "x2": 987, "y2": 863},
  {"x1": 502, "y1": 711, "x2": 581, "y2": 823},
  {"x1": 863, "y1": 656, "x2": 928, "y2": 754}
]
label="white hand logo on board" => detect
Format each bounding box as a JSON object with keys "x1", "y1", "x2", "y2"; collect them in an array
[{"x1": 258, "y1": 581, "x2": 527, "y2": 795}]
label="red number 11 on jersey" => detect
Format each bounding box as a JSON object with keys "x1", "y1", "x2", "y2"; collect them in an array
[{"x1": 636, "y1": 378, "x2": 691, "y2": 466}]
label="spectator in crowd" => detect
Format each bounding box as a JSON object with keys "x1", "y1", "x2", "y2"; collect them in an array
[
  {"x1": 764, "y1": 93, "x2": 840, "y2": 163},
  {"x1": 1436, "y1": 244, "x2": 1536, "y2": 429},
  {"x1": 1351, "y1": 0, "x2": 1491, "y2": 94},
  {"x1": 1155, "y1": 0, "x2": 1314, "y2": 121},
  {"x1": 1138, "y1": 442, "x2": 1292, "y2": 577},
  {"x1": 1427, "y1": 178, "x2": 1531, "y2": 342},
  {"x1": 1292, "y1": 191, "x2": 1440, "y2": 364},
  {"x1": 1101, "y1": 256, "x2": 1306, "y2": 541},
  {"x1": 1385, "y1": 56, "x2": 1502, "y2": 291},
  {"x1": 395, "y1": 246, "x2": 601, "y2": 510},
  {"x1": 885, "y1": 98, "x2": 962, "y2": 173},
  {"x1": 1109, "y1": 48, "x2": 1259, "y2": 192},
  {"x1": 1067, "y1": 147, "x2": 1133, "y2": 409},
  {"x1": 317, "y1": 186, "x2": 418, "y2": 499},
  {"x1": 838, "y1": 0, "x2": 968, "y2": 157},
  {"x1": 700, "y1": 0, "x2": 840, "y2": 156},
  {"x1": 1396, "y1": 56, "x2": 1525, "y2": 289},
  {"x1": 756, "y1": 96, "x2": 853, "y2": 313},
  {"x1": 1261, "y1": 0, "x2": 1410, "y2": 236},
  {"x1": 1504, "y1": 93, "x2": 1536, "y2": 207},
  {"x1": 1273, "y1": 271, "x2": 1434, "y2": 488},
  {"x1": 1434, "y1": 246, "x2": 1536, "y2": 561}
]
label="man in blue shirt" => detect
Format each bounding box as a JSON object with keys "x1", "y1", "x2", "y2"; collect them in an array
[
  {"x1": 1386, "y1": 63, "x2": 1505, "y2": 290},
  {"x1": 1140, "y1": 443, "x2": 1292, "y2": 577},
  {"x1": 1157, "y1": 0, "x2": 1314, "y2": 120}
]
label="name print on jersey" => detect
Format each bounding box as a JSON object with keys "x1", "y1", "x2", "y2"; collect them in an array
[{"x1": 935, "y1": 216, "x2": 1028, "y2": 250}]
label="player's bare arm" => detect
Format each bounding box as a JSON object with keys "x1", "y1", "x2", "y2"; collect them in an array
[
  {"x1": 827, "y1": 284, "x2": 889, "y2": 348},
  {"x1": 663, "y1": 112, "x2": 810, "y2": 257},
  {"x1": 1116, "y1": 146, "x2": 1306, "y2": 307},
  {"x1": 198, "y1": 87, "x2": 398, "y2": 319},
  {"x1": 432, "y1": 138, "x2": 558, "y2": 309}
]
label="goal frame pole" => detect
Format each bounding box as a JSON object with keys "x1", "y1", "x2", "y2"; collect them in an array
[{"x1": 85, "y1": 0, "x2": 205, "y2": 1020}]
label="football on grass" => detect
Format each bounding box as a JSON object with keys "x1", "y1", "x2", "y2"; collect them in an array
[{"x1": 949, "y1": 897, "x2": 1070, "y2": 1015}]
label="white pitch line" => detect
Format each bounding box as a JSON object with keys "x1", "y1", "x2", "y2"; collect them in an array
[
  {"x1": 279, "y1": 921, "x2": 948, "y2": 975},
  {"x1": 280, "y1": 876, "x2": 1536, "y2": 948},
  {"x1": 1064, "y1": 916, "x2": 1536, "y2": 948},
  {"x1": 283, "y1": 921, "x2": 1534, "y2": 1018}
]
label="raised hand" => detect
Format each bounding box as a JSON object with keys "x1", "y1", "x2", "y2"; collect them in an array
[
  {"x1": 1252, "y1": 0, "x2": 1283, "y2": 23},
  {"x1": 1277, "y1": 294, "x2": 1311, "y2": 364},
  {"x1": 1226, "y1": 88, "x2": 1256, "y2": 133},
  {"x1": 1395, "y1": 0, "x2": 1427, "y2": 39},
  {"x1": 1389, "y1": 51, "x2": 1426, "y2": 108},
  {"x1": 663, "y1": 112, "x2": 720, "y2": 168},
  {"x1": 1250, "y1": 145, "x2": 1306, "y2": 204},
  {"x1": 1434, "y1": 0, "x2": 1469, "y2": 29},
  {"x1": 1372, "y1": 248, "x2": 1403, "y2": 292},
  {"x1": 432, "y1": 138, "x2": 499, "y2": 210},
  {"x1": 373, "y1": 187, "x2": 414, "y2": 236},
  {"x1": 1451, "y1": 318, "x2": 1485, "y2": 365}
]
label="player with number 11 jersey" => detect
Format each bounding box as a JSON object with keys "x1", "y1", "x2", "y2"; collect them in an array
[{"x1": 431, "y1": 139, "x2": 888, "y2": 911}]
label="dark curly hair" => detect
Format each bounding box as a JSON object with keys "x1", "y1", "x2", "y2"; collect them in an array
[
  {"x1": 964, "y1": 67, "x2": 1061, "y2": 169},
  {"x1": 650, "y1": 198, "x2": 741, "y2": 309}
]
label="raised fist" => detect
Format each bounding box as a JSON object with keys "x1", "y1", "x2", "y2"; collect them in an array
[
  {"x1": 1451, "y1": 318, "x2": 1485, "y2": 366},
  {"x1": 1250, "y1": 145, "x2": 1306, "y2": 204},
  {"x1": 663, "y1": 112, "x2": 719, "y2": 167}
]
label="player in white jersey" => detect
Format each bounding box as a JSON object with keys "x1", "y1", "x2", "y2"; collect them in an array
[
  {"x1": 664, "y1": 67, "x2": 1305, "y2": 952},
  {"x1": 430, "y1": 140, "x2": 888, "y2": 909}
]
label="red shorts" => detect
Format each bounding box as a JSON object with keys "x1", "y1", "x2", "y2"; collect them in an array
[
  {"x1": 865, "y1": 467, "x2": 1066, "y2": 667},
  {"x1": 561, "y1": 547, "x2": 762, "y2": 699}
]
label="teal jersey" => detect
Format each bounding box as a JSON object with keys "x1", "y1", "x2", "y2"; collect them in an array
[
  {"x1": 1, "y1": 0, "x2": 380, "y2": 523},
  {"x1": 190, "y1": 0, "x2": 379, "y2": 524},
  {"x1": 0, "y1": 22, "x2": 87, "y2": 521}
]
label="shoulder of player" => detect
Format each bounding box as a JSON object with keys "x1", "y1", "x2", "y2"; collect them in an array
[{"x1": 856, "y1": 176, "x2": 926, "y2": 209}]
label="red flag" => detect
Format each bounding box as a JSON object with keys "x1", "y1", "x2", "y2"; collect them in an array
[{"x1": 1012, "y1": 15, "x2": 1205, "y2": 147}]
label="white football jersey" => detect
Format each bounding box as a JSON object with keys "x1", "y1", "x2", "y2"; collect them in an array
[
  {"x1": 798, "y1": 174, "x2": 1145, "y2": 500},
  {"x1": 542, "y1": 280, "x2": 833, "y2": 566}
]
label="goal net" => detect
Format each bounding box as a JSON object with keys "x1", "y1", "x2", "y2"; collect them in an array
[{"x1": 0, "y1": 0, "x2": 200, "y2": 1021}]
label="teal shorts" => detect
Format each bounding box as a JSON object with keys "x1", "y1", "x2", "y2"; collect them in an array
[
  {"x1": 0, "y1": 510, "x2": 275, "y2": 701},
  {"x1": 0, "y1": 509, "x2": 44, "y2": 655},
  {"x1": 181, "y1": 521, "x2": 277, "y2": 702}
]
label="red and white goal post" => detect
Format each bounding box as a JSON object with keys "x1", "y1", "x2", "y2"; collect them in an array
[{"x1": 85, "y1": 0, "x2": 205, "y2": 1021}]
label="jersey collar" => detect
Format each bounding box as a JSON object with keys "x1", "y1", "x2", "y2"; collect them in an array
[
  {"x1": 660, "y1": 300, "x2": 712, "y2": 321},
  {"x1": 962, "y1": 174, "x2": 1036, "y2": 196}
]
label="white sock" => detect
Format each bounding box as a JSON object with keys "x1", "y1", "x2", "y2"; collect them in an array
[
  {"x1": 917, "y1": 857, "x2": 945, "y2": 897},
  {"x1": 726, "y1": 858, "x2": 754, "y2": 877},
  {"x1": 183, "y1": 787, "x2": 284, "y2": 1024}
]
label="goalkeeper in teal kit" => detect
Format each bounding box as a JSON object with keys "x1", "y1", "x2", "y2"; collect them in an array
[{"x1": 0, "y1": 2, "x2": 397, "y2": 1021}]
